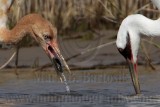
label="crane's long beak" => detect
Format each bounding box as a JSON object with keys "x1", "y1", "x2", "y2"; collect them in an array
[
  {"x1": 47, "y1": 44, "x2": 62, "y2": 75},
  {"x1": 45, "y1": 42, "x2": 71, "y2": 76},
  {"x1": 127, "y1": 58, "x2": 141, "y2": 94},
  {"x1": 45, "y1": 42, "x2": 71, "y2": 92}
]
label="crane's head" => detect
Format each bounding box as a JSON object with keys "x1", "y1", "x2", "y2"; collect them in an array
[
  {"x1": 117, "y1": 34, "x2": 141, "y2": 94},
  {"x1": 32, "y1": 26, "x2": 70, "y2": 76}
]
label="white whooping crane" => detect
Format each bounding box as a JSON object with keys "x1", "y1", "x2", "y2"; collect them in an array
[{"x1": 116, "y1": 0, "x2": 160, "y2": 94}]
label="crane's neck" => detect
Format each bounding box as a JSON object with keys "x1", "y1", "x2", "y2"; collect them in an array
[
  {"x1": 0, "y1": 22, "x2": 30, "y2": 44},
  {"x1": 0, "y1": 27, "x2": 11, "y2": 42},
  {"x1": 117, "y1": 14, "x2": 160, "y2": 50},
  {"x1": 0, "y1": 23, "x2": 32, "y2": 43},
  {"x1": 139, "y1": 18, "x2": 160, "y2": 37},
  {"x1": 117, "y1": 14, "x2": 160, "y2": 63}
]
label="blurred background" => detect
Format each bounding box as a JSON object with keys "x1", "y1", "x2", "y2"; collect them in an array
[
  {"x1": 1, "y1": 0, "x2": 160, "y2": 70},
  {"x1": 8, "y1": 0, "x2": 159, "y2": 35},
  {"x1": 9, "y1": 0, "x2": 159, "y2": 34}
]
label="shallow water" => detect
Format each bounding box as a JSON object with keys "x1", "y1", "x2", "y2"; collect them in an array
[{"x1": 0, "y1": 67, "x2": 160, "y2": 107}]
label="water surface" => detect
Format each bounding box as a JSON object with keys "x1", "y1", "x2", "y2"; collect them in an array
[{"x1": 0, "y1": 67, "x2": 160, "y2": 107}]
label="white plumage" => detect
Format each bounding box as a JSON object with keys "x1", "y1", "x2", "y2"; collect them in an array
[
  {"x1": 116, "y1": 14, "x2": 160, "y2": 63},
  {"x1": 151, "y1": 0, "x2": 160, "y2": 11},
  {"x1": 116, "y1": 0, "x2": 160, "y2": 94}
]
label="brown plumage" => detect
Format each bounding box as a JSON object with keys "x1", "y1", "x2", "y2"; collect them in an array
[
  {"x1": 0, "y1": 13, "x2": 70, "y2": 76},
  {"x1": 0, "y1": 14, "x2": 57, "y2": 44}
]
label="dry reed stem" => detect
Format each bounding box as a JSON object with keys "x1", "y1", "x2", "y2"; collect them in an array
[
  {"x1": 8, "y1": 0, "x2": 158, "y2": 31},
  {"x1": 0, "y1": 51, "x2": 16, "y2": 70},
  {"x1": 140, "y1": 40, "x2": 156, "y2": 70},
  {"x1": 66, "y1": 41, "x2": 116, "y2": 61},
  {"x1": 66, "y1": 38, "x2": 160, "y2": 67}
]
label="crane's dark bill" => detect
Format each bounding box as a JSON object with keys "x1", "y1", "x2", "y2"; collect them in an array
[
  {"x1": 52, "y1": 58, "x2": 63, "y2": 74},
  {"x1": 48, "y1": 45, "x2": 63, "y2": 74}
]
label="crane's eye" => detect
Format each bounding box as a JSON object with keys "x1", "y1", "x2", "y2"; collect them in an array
[{"x1": 44, "y1": 35, "x2": 52, "y2": 41}]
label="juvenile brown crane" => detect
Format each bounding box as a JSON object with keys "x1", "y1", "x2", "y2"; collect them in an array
[
  {"x1": 0, "y1": 0, "x2": 71, "y2": 92},
  {"x1": 0, "y1": 13, "x2": 70, "y2": 78}
]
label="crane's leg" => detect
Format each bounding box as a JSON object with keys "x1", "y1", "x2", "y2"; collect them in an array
[{"x1": 14, "y1": 45, "x2": 20, "y2": 77}]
